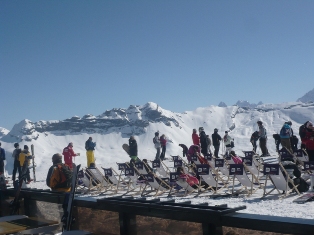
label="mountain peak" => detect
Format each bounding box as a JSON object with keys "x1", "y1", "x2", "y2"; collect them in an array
[{"x1": 297, "y1": 88, "x2": 314, "y2": 103}]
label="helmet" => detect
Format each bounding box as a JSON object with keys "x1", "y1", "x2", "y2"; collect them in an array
[{"x1": 14, "y1": 143, "x2": 19, "y2": 148}]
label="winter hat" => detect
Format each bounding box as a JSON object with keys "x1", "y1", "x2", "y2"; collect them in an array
[
  {"x1": 89, "y1": 137, "x2": 92, "y2": 140},
  {"x1": 155, "y1": 132, "x2": 159, "y2": 136},
  {"x1": 214, "y1": 128, "x2": 218, "y2": 132},
  {"x1": 14, "y1": 143, "x2": 19, "y2": 148},
  {"x1": 257, "y1": 121, "x2": 263, "y2": 125},
  {"x1": 199, "y1": 127, "x2": 204, "y2": 132},
  {"x1": 287, "y1": 121, "x2": 292, "y2": 125},
  {"x1": 68, "y1": 142, "x2": 73, "y2": 147},
  {"x1": 225, "y1": 131, "x2": 228, "y2": 134},
  {"x1": 24, "y1": 145, "x2": 29, "y2": 150},
  {"x1": 52, "y1": 153, "x2": 62, "y2": 163},
  {"x1": 193, "y1": 129, "x2": 197, "y2": 133}
]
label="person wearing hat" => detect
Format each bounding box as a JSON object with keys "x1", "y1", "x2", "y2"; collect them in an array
[
  {"x1": 12, "y1": 143, "x2": 22, "y2": 181},
  {"x1": 153, "y1": 132, "x2": 161, "y2": 160},
  {"x1": 62, "y1": 142, "x2": 79, "y2": 169},
  {"x1": 85, "y1": 137, "x2": 96, "y2": 168},
  {"x1": 192, "y1": 129, "x2": 200, "y2": 146},
  {"x1": 212, "y1": 128, "x2": 222, "y2": 158},
  {"x1": 18, "y1": 145, "x2": 33, "y2": 184},
  {"x1": 257, "y1": 121, "x2": 269, "y2": 157},
  {"x1": 0, "y1": 142, "x2": 5, "y2": 175},
  {"x1": 223, "y1": 131, "x2": 233, "y2": 156},
  {"x1": 280, "y1": 121, "x2": 293, "y2": 152},
  {"x1": 46, "y1": 153, "x2": 72, "y2": 192},
  {"x1": 129, "y1": 136, "x2": 139, "y2": 163}
]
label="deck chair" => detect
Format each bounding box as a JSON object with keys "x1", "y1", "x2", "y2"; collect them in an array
[
  {"x1": 196, "y1": 164, "x2": 228, "y2": 193},
  {"x1": 215, "y1": 158, "x2": 230, "y2": 178},
  {"x1": 171, "y1": 155, "x2": 193, "y2": 171},
  {"x1": 85, "y1": 167, "x2": 111, "y2": 192},
  {"x1": 168, "y1": 172, "x2": 197, "y2": 196},
  {"x1": 262, "y1": 163, "x2": 300, "y2": 198},
  {"x1": 77, "y1": 169, "x2": 99, "y2": 193},
  {"x1": 101, "y1": 167, "x2": 129, "y2": 193},
  {"x1": 294, "y1": 149, "x2": 309, "y2": 162},
  {"x1": 242, "y1": 155, "x2": 263, "y2": 183},
  {"x1": 151, "y1": 159, "x2": 170, "y2": 177}
]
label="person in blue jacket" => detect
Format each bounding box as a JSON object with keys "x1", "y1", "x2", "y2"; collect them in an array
[{"x1": 280, "y1": 121, "x2": 293, "y2": 152}]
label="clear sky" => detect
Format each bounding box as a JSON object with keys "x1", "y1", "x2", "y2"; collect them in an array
[{"x1": 1, "y1": 0, "x2": 314, "y2": 130}]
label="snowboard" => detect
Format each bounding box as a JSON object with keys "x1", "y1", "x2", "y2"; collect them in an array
[
  {"x1": 293, "y1": 192, "x2": 314, "y2": 204},
  {"x1": 122, "y1": 144, "x2": 130, "y2": 155},
  {"x1": 62, "y1": 164, "x2": 81, "y2": 231},
  {"x1": 31, "y1": 144, "x2": 36, "y2": 182}
]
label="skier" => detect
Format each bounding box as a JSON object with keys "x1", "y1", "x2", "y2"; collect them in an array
[
  {"x1": 153, "y1": 132, "x2": 161, "y2": 160},
  {"x1": 280, "y1": 121, "x2": 293, "y2": 153},
  {"x1": 223, "y1": 131, "x2": 233, "y2": 156},
  {"x1": 46, "y1": 153, "x2": 72, "y2": 192},
  {"x1": 212, "y1": 128, "x2": 222, "y2": 158},
  {"x1": 85, "y1": 137, "x2": 96, "y2": 168},
  {"x1": 12, "y1": 143, "x2": 21, "y2": 181},
  {"x1": 18, "y1": 145, "x2": 33, "y2": 184},
  {"x1": 159, "y1": 134, "x2": 167, "y2": 161},
  {"x1": 192, "y1": 129, "x2": 200, "y2": 146},
  {"x1": 199, "y1": 127, "x2": 208, "y2": 156},
  {"x1": 257, "y1": 121, "x2": 269, "y2": 157},
  {"x1": 0, "y1": 142, "x2": 5, "y2": 174},
  {"x1": 129, "y1": 136, "x2": 139, "y2": 163},
  {"x1": 62, "y1": 142, "x2": 79, "y2": 169}
]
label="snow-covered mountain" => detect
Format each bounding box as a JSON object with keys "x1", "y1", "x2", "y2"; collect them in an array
[
  {"x1": 1, "y1": 100, "x2": 314, "y2": 181},
  {"x1": 297, "y1": 88, "x2": 314, "y2": 103},
  {"x1": 0, "y1": 127, "x2": 9, "y2": 139}
]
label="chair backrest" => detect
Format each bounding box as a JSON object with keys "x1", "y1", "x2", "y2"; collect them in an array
[
  {"x1": 294, "y1": 149, "x2": 309, "y2": 162},
  {"x1": 102, "y1": 167, "x2": 119, "y2": 185},
  {"x1": 196, "y1": 164, "x2": 217, "y2": 187},
  {"x1": 264, "y1": 164, "x2": 287, "y2": 191},
  {"x1": 143, "y1": 174, "x2": 169, "y2": 191},
  {"x1": 86, "y1": 168, "x2": 109, "y2": 187},
  {"x1": 78, "y1": 170, "x2": 91, "y2": 187},
  {"x1": 152, "y1": 160, "x2": 168, "y2": 177},
  {"x1": 215, "y1": 159, "x2": 229, "y2": 176}
]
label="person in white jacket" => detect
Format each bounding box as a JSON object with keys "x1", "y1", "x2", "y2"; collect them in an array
[{"x1": 223, "y1": 131, "x2": 234, "y2": 156}]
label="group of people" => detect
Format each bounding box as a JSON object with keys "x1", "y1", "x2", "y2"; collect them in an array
[{"x1": 153, "y1": 132, "x2": 167, "y2": 161}]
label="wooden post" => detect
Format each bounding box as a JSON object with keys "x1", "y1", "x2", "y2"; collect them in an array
[{"x1": 119, "y1": 212, "x2": 137, "y2": 235}]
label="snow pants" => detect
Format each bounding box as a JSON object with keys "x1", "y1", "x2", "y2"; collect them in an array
[{"x1": 86, "y1": 150, "x2": 95, "y2": 168}]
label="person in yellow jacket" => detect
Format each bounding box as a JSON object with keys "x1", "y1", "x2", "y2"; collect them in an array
[
  {"x1": 85, "y1": 137, "x2": 96, "y2": 168},
  {"x1": 19, "y1": 145, "x2": 33, "y2": 184}
]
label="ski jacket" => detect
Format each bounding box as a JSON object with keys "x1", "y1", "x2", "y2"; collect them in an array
[
  {"x1": 251, "y1": 131, "x2": 260, "y2": 142},
  {"x1": 62, "y1": 146, "x2": 77, "y2": 167},
  {"x1": 192, "y1": 133, "x2": 200, "y2": 145},
  {"x1": 223, "y1": 135, "x2": 232, "y2": 145},
  {"x1": 231, "y1": 155, "x2": 243, "y2": 164},
  {"x1": 179, "y1": 144, "x2": 188, "y2": 156},
  {"x1": 0, "y1": 148, "x2": 5, "y2": 160},
  {"x1": 85, "y1": 139, "x2": 96, "y2": 151},
  {"x1": 12, "y1": 148, "x2": 21, "y2": 161},
  {"x1": 187, "y1": 145, "x2": 200, "y2": 162},
  {"x1": 153, "y1": 136, "x2": 161, "y2": 148},
  {"x1": 129, "y1": 139, "x2": 138, "y2": 156},
  {"x1": 199, "y1": 131, "x2": 207, "y2": 148},
  {"x1": 160, "y1": 136, "x2": 167, "y2": 146},
  {"x1": 303, "y1": 130, "x2": 314, "y2": 150},
  {"x1": 258, "y1": 125, "x2": 267, "y2": 139},
  {"x1": 212, "y1": 133, "x2": 222, "y2": 146},
  {"x1": 280, "y1": 123, "x2": 292, "y2": 139},
  {"x1": 19, "y1": 150, "x2": 31, "y2": 167}
]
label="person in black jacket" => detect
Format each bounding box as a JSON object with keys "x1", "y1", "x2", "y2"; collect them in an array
[
  {"x1": 199, "y1": 127, "x2": 208, "y2": 156},
  {"x1": 211, "y1": 128, "x2": 222, "y2": 158},
  {"x1": 129, "y1": 136, "x2": 138, "y2": 163}
]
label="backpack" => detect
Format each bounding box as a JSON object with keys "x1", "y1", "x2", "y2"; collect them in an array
[
  {"x1": 289, "y1": 177, "x2": 309, "y2": 193},
  {"x1": 153, "y1": 137, "x2": 157, "y2": 144},
  {"x1": 273, "y1": 134, "x2": 281, "y2": 141},
  {"x1": 230, "y1": 141, "x2": 235, "y2": 148},
  {"x1": 299, "y1": 121, "x2": 309, "y2": 139},
  {"x1": 49, "y1": 164, "x2": 72, "y2": 189},
  {"x1": 15, "y1": 149, "x2": 22, "y2": 160}
]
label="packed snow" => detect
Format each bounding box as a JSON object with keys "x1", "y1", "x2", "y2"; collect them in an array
[{"x1": 1, "y1": 101, "x2": 314, "y2": 220}]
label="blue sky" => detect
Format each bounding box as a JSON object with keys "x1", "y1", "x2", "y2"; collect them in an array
[{"x1": 1, "y1": 1, "x2": 314, "y2": 130}]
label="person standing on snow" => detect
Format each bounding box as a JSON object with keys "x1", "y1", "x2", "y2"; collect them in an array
[
  {"x1": 303, "y1": 121, "x2": 314, "y2": 161},
  {"x1": 159, "y1": 134, "x2": 167, "y2": 161},
  {"x1": 199, "y1": 127, "x2": 208, "y2": 156},
  {"x1": 257, "y1": 121, "x2": 269, "y2": 157},
  {"x1": 18, "y1": 145, "x2": 33, "y2": 184},
  {"x1": 223, "y1": 131, "x2": 233, "y2": 156},
  {"x1": 179, "y1": 144, "x2": 188, "y2": 158},
  {"x1": 212, "y1": 128, "x2": 222, "y2": 158},
  {"x1": 85, "y1": 137, "x2": 96, "y2": 168},
  {"x1": 62, "y1": 142, "x2": 79, "y2": 169},
  {"x1": 129, "y1": 136, "x2": 139, "y2": 163},
  {"x1": 0, "y1": 142, "x2": 5, "y2": 174},
  {"x1": 206, "y1": 135, "x2": 212, "y2": 154},
  {"x1": 192, "y1": 129, "x2": 200, "y2": 146},
  {"x1": 153, "y1": 132, "x2": 161, "y2": 160},
  {"x1": 12, "y1": 143, "x2": 21, "y2": 181},
  {"x1": 280, "y1": 121, "x2": 293, "y2": 153}
]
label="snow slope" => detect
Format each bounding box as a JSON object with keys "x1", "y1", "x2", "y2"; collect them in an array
[{"x1": 1, "y1": 101, "x2": 314, "y2": 219}]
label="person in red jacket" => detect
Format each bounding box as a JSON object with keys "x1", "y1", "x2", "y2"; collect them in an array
[
  {"x1": 192, "y1": 129, "x2": 200, "y2": 146},
  {"x1": 62, "y1": 142, "x2": 79, "y2": 169}
]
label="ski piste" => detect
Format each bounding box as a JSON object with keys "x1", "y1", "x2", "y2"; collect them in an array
[
  {"x1": 31, "y1": 144, "x2": 36, "y2": 182},
  {"x1": 9, "y1": 160, "x2": 32, "y2": 215},
  {"x1": 63, "y1": 164, "x2": 81, "y2": 231}
]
